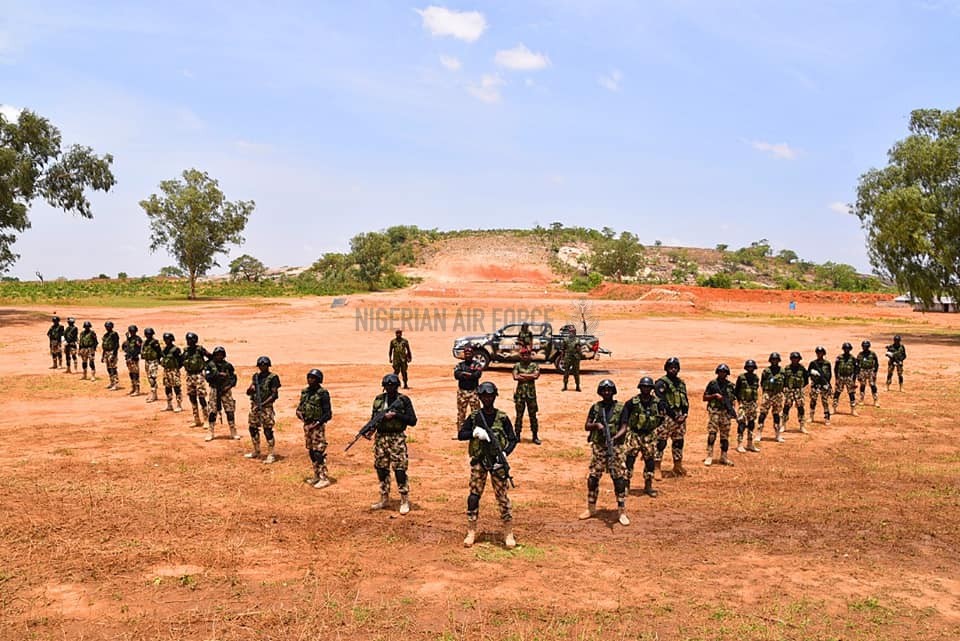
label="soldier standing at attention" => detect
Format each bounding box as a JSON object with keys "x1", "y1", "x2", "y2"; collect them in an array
[
  {"x1": 182, "y1": 333, "x2": 210, "y2": 426},
  {"x1": 160, "y1": 333, "x2": 183, "y2": 412},
  {"x1": 367, "y1": 374, "x2": 417, "y2": 515},
  {"x1": 561, "y1": 327, "x2": 582, "y2": 392},
  {"x1": 885, "y1": 335, "x2": 907, "y2": 392},
  {"x1": 703, "y1": 364, "x2": 737, "y2": 467},
  {"x1": 204, "y1": 346, "x2": 239, "y2": 441},
  {"x1": 245, "y1": 356, "x2": 281, "y2": 463},
  {"x1": 781, "y1": 352, "x2": 810, "y2": 435},
  {"x1": 621, "y1": 376, "x2": 662, "y2": 498},
  {"x1": 833, "y1": 342, "x2": 859, "y2": 416},
  {"x1": 141, "y1": 328, "x2": 162, "y2": 403},
  {"x1": 517, "y1": 322, "x2": 534, "y2": 349},
  {"x1": 78, "y1": 321, "x2": 98, "y2": 380},
  {"x1": 512, "y1": 347, "x2": 541, "y2": 444},
  {"x1": 807, "y1": 346, "x2": 833, "y2": 425},
  {"x1": 122, "y1": 325, "x2": 143, "y2": 396},
  {"x1": 101, "y1": 321, "x2": 121, "y2": 391},
  {"x1": 298, "y1": 369, "x2": 332, "y2": 489},
  {"x1": 856, "y1": 340, "x2": 880, "y2": 408},
  {"x1": 654, "y1": 357, "x2": 689, "y2": 478},
  {"x1": 63, "y1": 318, "x2": 79, "y2": 373},
  {"x1": 734, "y1": 359, "x2": 761, "y2": 453},
  {"x1": 47, "y1": 316, "x2": 64, "y2": 369},
  {"x1": 388, "y1": 329, "x2": 412, "y2": 389},
  {"x1": 580, "y1": 379, "x2": 630, "y2": 525},
  {"x1": 758, "y1": 352, "x2": 786, "y2": 443},
  {"x1": 454, "y1": 345, "x2": 483, "y2": 435},
  {"x1": 458, "y1": 381, "x2": 518, "y2": 548}
]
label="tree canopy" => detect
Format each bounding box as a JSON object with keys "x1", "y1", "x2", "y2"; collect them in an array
[
  {"x1": 140, "y1": 169, "x2": 254, "y2": 299},
  {"x1": 0, "y1": 108, "x2": 116, "y2": 272},
  {"x1": 229, "y1": 254, "x2": 267, "y2": 282},
  {"x1": 855, "y1": 107, "x2": 960, "y2": 305}
]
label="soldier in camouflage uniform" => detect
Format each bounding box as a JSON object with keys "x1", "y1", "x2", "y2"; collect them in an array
[
  {"x1": 885, "y1": 335, "x2": 907, "y2": 392},
  {"x1": 298, "y1": 369, "x2": 332, "y2": 488},
  {"x1": 517, "y1": 322, "x2": 534, "y2": 349},
  {"x1": 620, "y1": 376, "x2": 662, "y2": 498},
  {"x1": 654, "y1": 357, "x2": 689, "y2": 479},
  {"x1": 159, "y1": 333, "x2": 183, "y2": 412},
  {"x1": 182, "y1": 333, "x2": 210, "y2": 426},
  {"x1": 46, "y1": 316, "x2": 64, "y2": 369},
  {"x1": 734, "y1": 359, "x2": 761, "y2": 453},
  {"x1": 580, "y1": 379, "x2": 630, "y2": 525},
  {"x1": 388, "y1": 329, "x2": 412, "y2": 389},
  {"x1": 703, "y1": 364, "x2": 738, "y2": 466},
  {"x1": 454, "y1": 345, "x2": 482, "y2": 435},
  {"x1": 561, "y1": 327, "x2": 582, "y2": 392},
  {"x1": 141, "y1": 328, "x2": 162, "y2": 402},
  {"x1": 781, "y1": 352, "x2": 810, "y2": 435},
  {"x1": 758, "y1": 352, "x2": 786, "y2": 442},
  {"x1": 856, "y1": 340, "x2": 880, "y2": 408},
  {"x1": 458, "y1": 381, "x2": 519, "y2": 548},
  {"x1": 367, "y1": 374, "x2": 418, "y2": 514},
  {"x1": 63, "y1": 318, "x2": 78, "y2": 373},
  {"x1": 122, "y1": 325, "x2": 143, "y2": 396},
  {"x1": 833, "y1": 342, "x2": 859, "y2": 416},
  {"x1": 204, "y1": 346, "x2": 239, "y2": 441},
  {"x1": 78, "y1": 321, "x2": 98, "y2": 380},
  {"x1": 101, "y1": 321, "x2": 121, "y2": 390},
  {"x1": 245, "y1": 356, "x2": 281, "y2": 463},
  {"x1": 807, "y1": 346, "x2": 833, "y2": 425},
  {"x1": 512, "y1": 347, "x2": 541, "y2": 444}
]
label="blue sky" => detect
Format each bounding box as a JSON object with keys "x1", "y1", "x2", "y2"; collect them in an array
[{"x1": 2, "y1": 0, "x2": 959, "y2": 280}]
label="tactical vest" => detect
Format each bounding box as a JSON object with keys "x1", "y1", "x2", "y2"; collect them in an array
[
  {"x1": 122, "y1": 336, "x2": 142, "y2": 359},
  {"x1": 205, "y1": 360, "x2": 237, "y2": 389},
  {"x1": 887, "y1": 345, "x2": 906, "y2": 361},
  {"x1": 141, "y1": 339, "x2": 161, "y2": 361},
  {"x1": 707, "y1": 378, "x2": 735, "y2": 410},
  {"x1": 588, "y1": 401, "x2": 624, "y2": 446},
  {"x1": 161, "y1": 345, "x2": 181, "y2": 369},
  {"x1": 736, "y1": 373, "x2": 759, "y2": 402},
  {"x1": 468, "y1": 409, "x2": 510, "y2": 459},
  {"x1": 627, "y1": 396, "x2": 662, "y2": 434},
  {"x1": 47, "y1": 325, "x2": 64, "y2": 340},
  {"x1": 762, "y1": 367, "x2": 785, "y2": 393},
  {"x1": 181, "y1": 347, "x2": 206, "y2": 374},
  {"x1": 102, "y1": 331, "x2": 119, "y2": 352},
  {"x1": 64, "y1": 326, "x2": 78, "y2": 343},
  {"x1": 78, "y1": 330, "x2": 97, "y2": 348},
  {"x1": 810, "y1": 359, "x2": 832, "y2": 383},
  {"x1": 858, "y1": 351, "x2": 878, "y2": 370},
  {"x1": 783, "y1": 366, "x2": 806, "y2": 389},
  {"x1": 298, "y1": 386, "x2": 328, "y2": 423},
  {"x1": 836, "y1": 356, "x2": 856, "y2": 377},
  {"x1": 251, "y1": 372, "x2": 279, "y2": 401},
  {"x1": 657, "y1": 376, "x2": 688, "y2": 412},
  {"x1": 373, "y1": 393, "x2": 408, "y2": 434}
]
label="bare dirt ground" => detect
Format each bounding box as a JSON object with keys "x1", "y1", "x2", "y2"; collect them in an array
[{"x1": 2, "y1": 266, "x2": 960, "y2": 639}]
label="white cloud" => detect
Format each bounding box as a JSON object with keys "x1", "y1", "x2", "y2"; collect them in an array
[
  {"x1": 495, "y1": 43, "x2": 550, "y2": 71},
  {"x1": 439, "y1": 55, "x2": 461, "y2": 71},
  {"x1": 182, "y1": 68, "x2": 195, "y2": 79},
  {"x1": 0, "y1": 103, "x2": 23, "y2": 122},
  {"x1": 235, "y1": 140, "x2": 273, "y2": 153},
  {"x1": 467, "y1": 73, "x2": 504, "y2": 104},
  {"x1": 750, "y1": 140, "x2": 798, "y2": 160},
  {"x1": 828, "y1": 201, "x2": 851, "y2": 215},
  {"x1": 416, "y1": 6, "x2": 487, "y2": 42},
  {"x1": 598, "y1": 69, "x2": 622, "y2": 92}
]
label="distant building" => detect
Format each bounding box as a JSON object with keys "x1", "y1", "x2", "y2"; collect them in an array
[{"x1": 898, "y1": 294, "x2": 958, "y2": 313}]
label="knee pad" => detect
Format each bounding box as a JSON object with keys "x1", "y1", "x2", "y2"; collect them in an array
[
  {"x1": 707, "y1": 433, "x2": 717, "y2": 446},
  {"x1": 226, "y1": 411, "x2": 235, "y2": 423},
  {"x1": 376, "y1": 467, "x2": 390, "y2": 483},
  {"x1": 797, "y1": 405, "x2": 805, "y2": 416},
  {"x1": 613, "y1": 478, "x2": 628, "y2": 495},
  {"x1": 309, "y1": 450, "x2": 326, "y2": 465},
  {"x1": 656, "y1": 438, "x2": 667, "y2": 451},
  {"x1": 848, "y1": 392, "x2": 856, "y2": 401},
  {"x1": 719, "y1": 439, "x2": 729, "y2": 451},
  {"x1": 165, "y1": 387, "x2": 173, "y2": 396},
  {"x1": 188, "y1": 393, "x2": 198, "y2": 404},
  {"x1": 467, "y1": 493, "x2": 481, "y2": 511},
  {"x1": 673, "y1": 438, "x2": 684, "y2": 451},
  {"x1": 174, "y1": 386, "x2": 182, "y2": 395},
  {"x1": 870, "y1": 384, "x2": 877, "y2": 394},
  {"x1": 394, "y1": 469, "x2": 408, "y2": 486},
  {"x1": 758, "y1": 412, "x2": 767, "y2": 424},
  {"x1": 644, "y1": 458, "x2": 655, "y2": 473},
  {"x1": 587, "y1": 475, "x2": 600, "y2": 492},
  {"x1": 772, "y1": 414, "x2": 780, "y2": 424},
  {"x1": 264, "y1": 426, "x2": 274, "y2": 441},
  {"x1": 625, "y1": 454, "x2": 637, "y2": 471},
  {"x1": 748, "y1": 419, "x2": 756, "y2": 431},
  {"x1": 208, "y1": 411, "x2": 217, "y2": 422},
  {"x1": 736, "y1": 421, "x2": 746, "y2": 435},
  {"x1": 199, "y1": 397, "x2": 207, "y2": 409}
]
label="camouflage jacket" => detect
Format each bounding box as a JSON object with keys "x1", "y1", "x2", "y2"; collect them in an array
[
  {"x1": 63, "y1": 325, "x2": 78, "y2": 343},
  {"x1": 807, "y1": 358, "x2": 832, "y2": 387},
  {"x1": 247, "y1": 371, "x2": 281, "y2": 407},
  {"x1": 586, "y1": 401, "x2": 624, "y2": 447},
  {"x1": 181, "y1": 345, "x2": 208, "y2": 374},
  {"x1": 204, "y1": 359, "x2": 237, "y2": 390},
  {"x1": 512, "y1": 361, "x2": 539, "y2": 399},
  {"x1": 371, "y1": 392, "x2": 417, "y2": 434},
  {"x1": 101, "y1": 330, "x2": 120, "y2": 353},
  {"x1": 783, "y1": 364, "x2": 809, "y2": 390},
  {"x1": 78, "y1": 329, "x2": 98, "y2": 349},
  {"x1": 47, "y1": 324, "x2": 64, "y2": 341},
  {"x1": 389, "y1": 337, "x2": 411, "y2": 364},
  {"x1": 141, "y1": 338, "x2": 162, "y2": 362},
  {"x1": 460, "y1": 408, "x2": 517, "y2": 461},
  {"x1": 161, "y1": 344, "x2": 182, "y2": 370},
  {"x1": 122, "y1": 335, "x2": 142, "y2": 360}
]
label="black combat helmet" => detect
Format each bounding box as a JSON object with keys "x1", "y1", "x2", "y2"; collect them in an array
[
  {"x1": 744, "y1": 359, "x2": 757, "y2": 370},
  {"x1": 83, "y1": 321, "x2": 92, "y2": 328},
  {"x1": 861, "y1": 340, "x2": 871, "y2": 349},
  {"x1": 67, "y1": 317, "x2": 75, "y2": 324},
  {"x1": 815, "y1": 346, "x2": 826, "y2": 355},
  {"x1": 307, "y1": 368, "x2": 324, "y2": 383},
  {"x1": 769, "y1": 352, "x2": 781, "y2": 363},
  {"x1": 893, "y1": 334, "x2": 901, "y2": 342},
  {"x1": 52, "y1": 315, "x2": 60, "y2": 322},
  {"x1": 597, "y1": 378, "x2": 617, "y2": 394},
  {"x1": 128, "y1": 324, "x2": 138, "y2": 333},
  {"x1": 104, "y1": 320, "x2": 114, "y2": 329},
  {"x1": 637, "y1": 376, "x2": 655, "y2": 389},
  {"x1": 715, "y1": 363, "x2": 731, "y2": 374},
  {"x1": 256, "y1": 356, "x2": 271, "y2": 367},
  {"x1": 163, "y1": 332, "x2": 175, "y2": 342},
  {"x1": 789, "y1": 351, "x2": 801, "y2": 361},
  {"x1": 477, "y1": 381, "x2": 498, "y2": 396},
  {"x1": 664, "y1": 357, "x2": 680, "y2": 372},
  {"x1": 144, "y1": 327, "x2": 155, "y2": 336},
  {"x1": 381, "y1": 373, "x2": 400, "y2": 387},
  {"x1": 212, "y1": 346, "x2": 227, "y2": 358},
  {"x1": 186, "y1": 332, "x2": 198, "y2": 344},
  {"x1": 842, "y1": 342, "x2": 853, "y2": 351}
]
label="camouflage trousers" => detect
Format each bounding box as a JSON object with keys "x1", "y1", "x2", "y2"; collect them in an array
[
  {"x1": 809, "y1": 385, "x2": 832, "y2": 418},
  {"x1": 562, "y1": 358, "x2": 581, "y2": 389},
  {"x1": 64, "y1": 343, "x2": 77, "y2": 361},
  {"x1": 144, "y1": 360, "x2": 160, "y2": 388},
  {"x1": 623, "y1": 431, "x2": 656, "y2": 481},
  {"x1": 886, "y1": 361, "x2": 903, "y2": 384},
  {"x1": 125, "y1": 358, "x2": 140, "y2": 378},
  {"x1": 185, "y1": 373, "x2": 207, "y2": 401},
  {"x1": 588, "y1": 441, "x2": 627, "y2": 505},
  {"x1": 162, "y1": 367, "x2": 181, "y2": 390},
  {"x1": 304, "y1": 421, "x2": 328, "y2": 482},
  {"x1": 834, "y1": 375, "x2": 857, "y2": 408},
  {"x1": 737, "y1": 400, "x2": 758, "y2": 424},
  {"x1": 103, "y1": 351, "x2": 118, "y2": 370},
  {"x1": 759, "y1": 391, "x2": 784, "y2": 418},
  {"x1": 374, "y1": 433, "x2": 409, "y2": 495},
  {"x1": 514, "y1": 395, "x2": 538, "y2": 435},
  {"x1": 49, "y1": 339, "x2": 62, "y2": 356},
  {"x1": 654, "y1": 415, "x2": 686, "y2": 462},
  {"x1": 456, "y1": 389, "x2": 480, "y2": 429},
  {"x1": 248, "y1": 404, "x2": 275, "y2": 440},
  {"x1": 782, "y1": 388, "x2": 806, "y2": 425},
  {"x1": 392, "y1": 360, "x2": 408, "y2": 382},
  {"x1": 79, "y1": 347, "x2": 96, "y2": 368},
  {"x1": 857, "y1": 370, "x2": 878, "y2": 401},
  {"x1": 707, "y1": 408, "x2": 732, "y2": 439},
  {"x1": 468, "y1": 463, "x2": 512, "y2": 522}
]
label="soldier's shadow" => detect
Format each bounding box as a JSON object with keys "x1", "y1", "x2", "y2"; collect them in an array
[{"x1": 594, "y1": 508, "x2": 624, "y2": 529}]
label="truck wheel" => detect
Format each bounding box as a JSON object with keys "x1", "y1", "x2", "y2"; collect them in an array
[{"x1": 473, "y1": 349, "x2": 491, "y2": 370}]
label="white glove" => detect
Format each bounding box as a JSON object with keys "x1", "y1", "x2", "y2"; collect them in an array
[{"x1": 472, "y1": 426, "x2": 490, "y2": 442}]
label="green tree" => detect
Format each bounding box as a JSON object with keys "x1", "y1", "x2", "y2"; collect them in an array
[
  {"x1": 229, "y1": 254, "x2": 267, "y2": 282},
  {"x1": 159, "y1": 265, "x2": 186, "y2": 278},
  {"x1": 140, "y1": 169, "x2": 254, "y2": 299},
  {"x1": 777, "y1": 249, "x2": 798, "y2": 264},
  {"x1": 590, "y1": 231, "x2": 643, "y2": 281},
  {"x1": 0, "y1": 108, "x2": 116, "y2": 272},
  {"x1": 855, "y1": 107, "x2": 960, "y2": 305},
  {"x1": 350, "y1": 232, "x2": 392, "y2": 289}
]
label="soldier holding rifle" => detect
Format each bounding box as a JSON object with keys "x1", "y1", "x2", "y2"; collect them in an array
[
  {"x1": 299, "y1": 369, "x2": 332, "y2": 489},
  {"x1": 245, "y1": 356, "x2": 281, "y2": 463}
]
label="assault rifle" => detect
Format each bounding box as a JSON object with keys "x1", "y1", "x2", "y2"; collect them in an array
[
  {"x1": 718, "y1": 381, "x2": 738, "y2": 419},
  {"x1": 594, "y1": 404, "x2": 617, "y2": 473},
  {"x1": 345, "y1": 397, "x2": 404, "y2": 451},
  {"x1": 477, "y1": 412, "x2": 515, "y2": 488}
]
